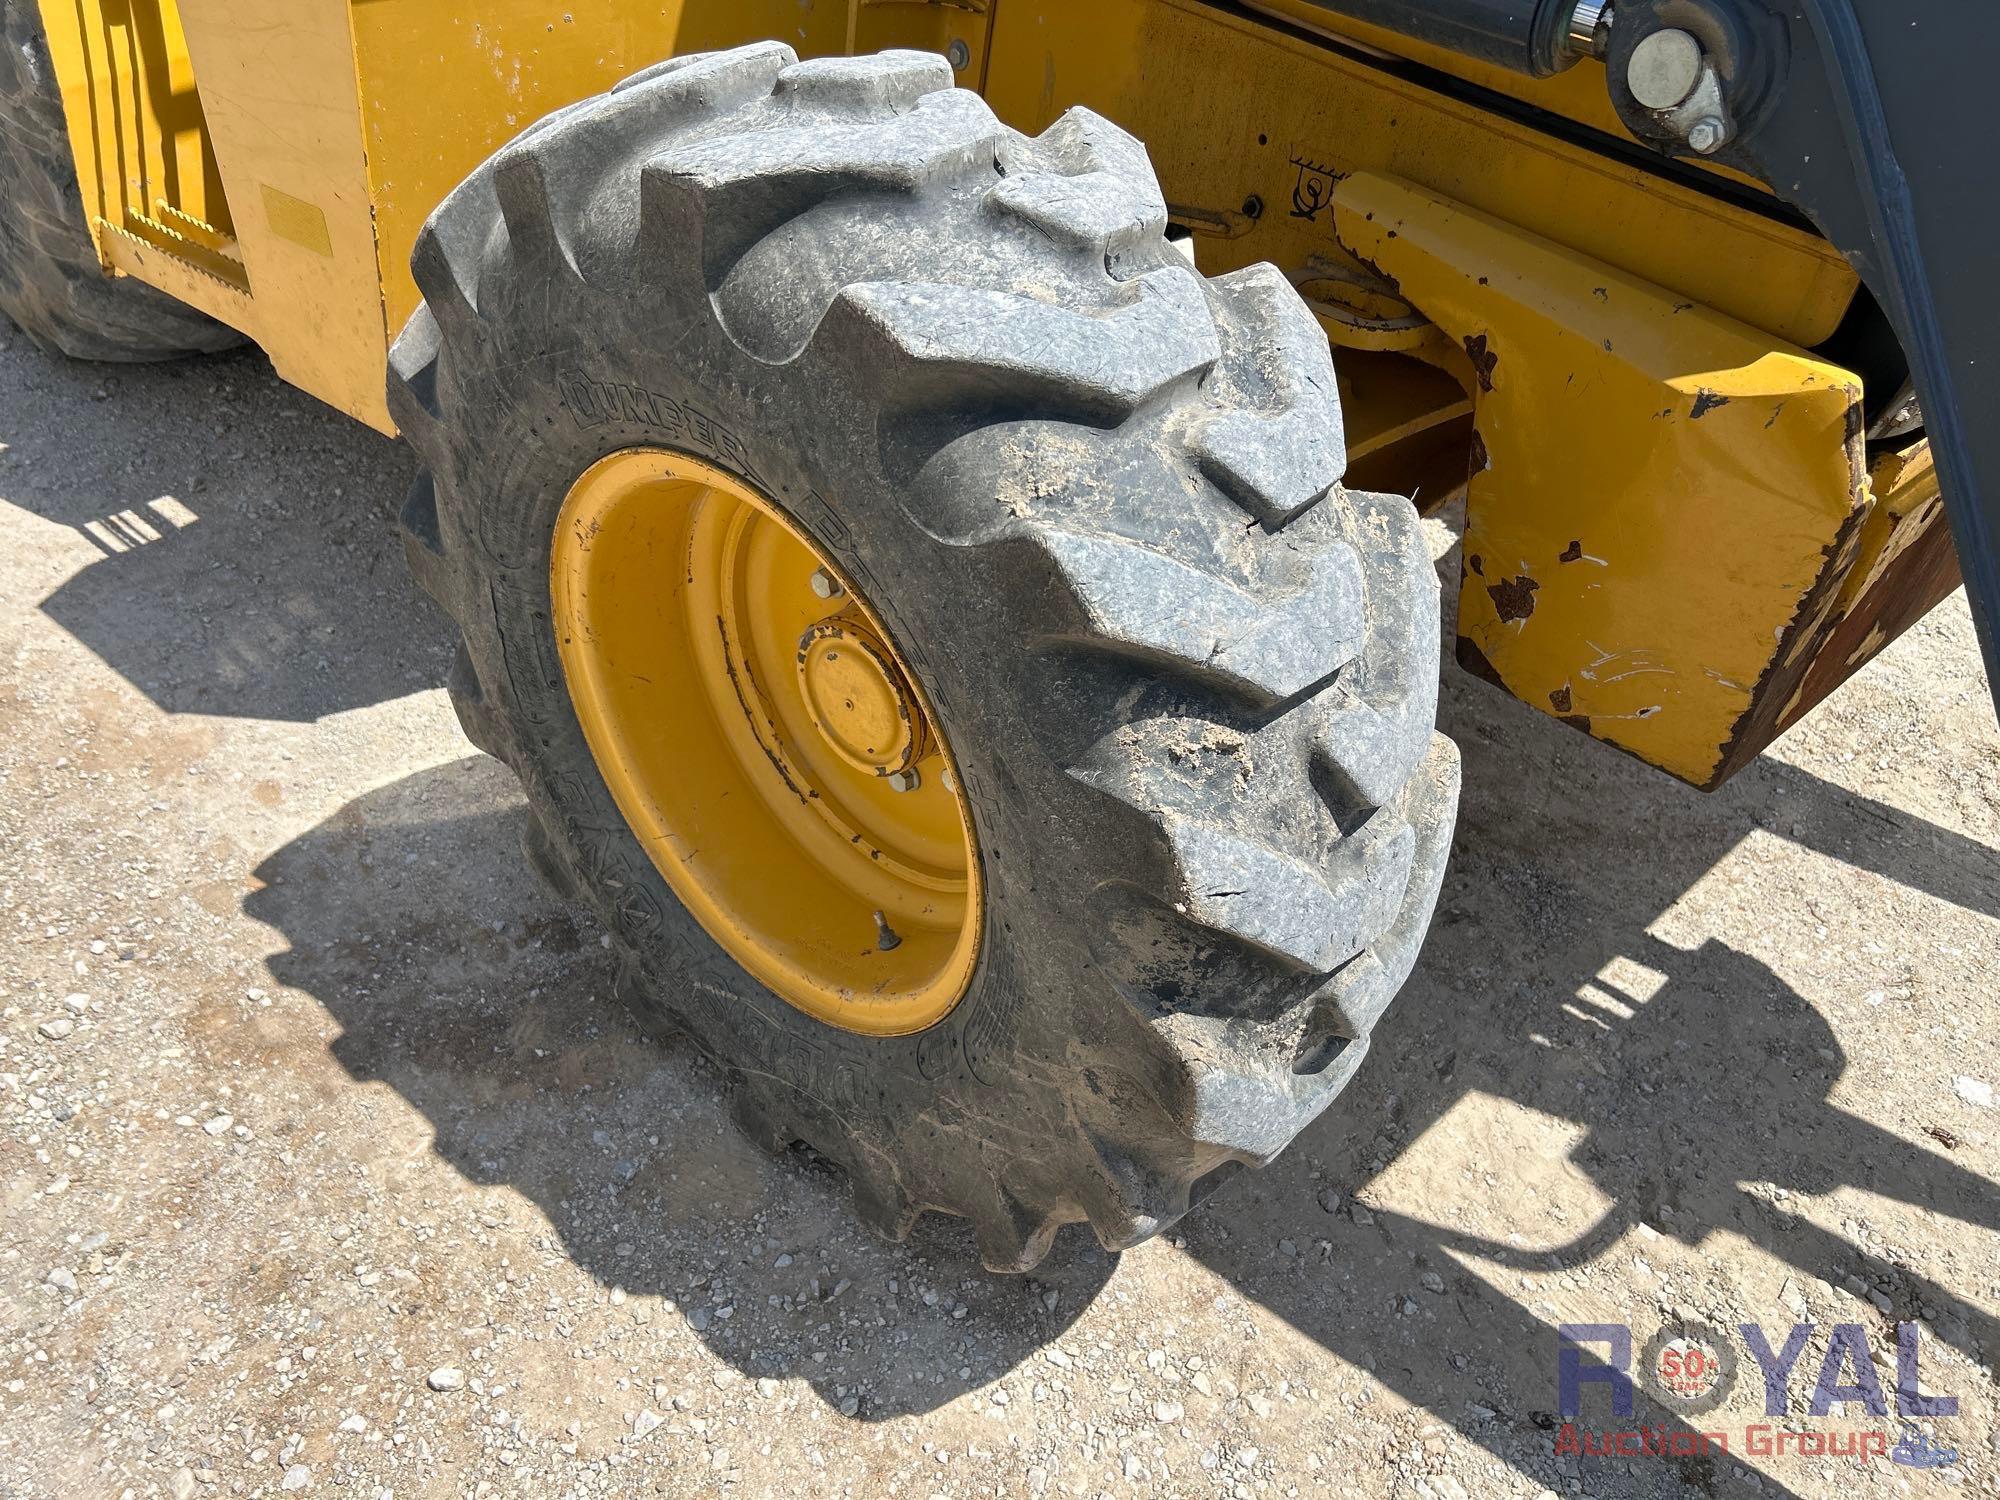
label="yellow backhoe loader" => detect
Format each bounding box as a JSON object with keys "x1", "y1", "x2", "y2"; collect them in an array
[{"x1": 3, "y1": 0, "x2": 1989, "y2": 1270}]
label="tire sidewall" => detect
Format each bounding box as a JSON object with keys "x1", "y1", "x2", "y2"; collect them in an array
[{"x1": 434, "y1": 309, "x2": 1162, "y2": 1162}]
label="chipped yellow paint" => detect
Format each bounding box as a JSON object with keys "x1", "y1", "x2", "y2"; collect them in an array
[
  {"x1": 1333, "y1": 173, "x2": 1868, "y2": 785},
  {"x1": 1839, "y1": 445, "x2": 1945, "y2": 619},
  {"x1": 1759, "y1": 441, "x2": 1958, "y2": 741}
]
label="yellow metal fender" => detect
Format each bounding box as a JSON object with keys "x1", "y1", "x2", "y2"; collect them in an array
[{"x1": 1333, "y1": 172, "x2": 1869, "y2": 788}]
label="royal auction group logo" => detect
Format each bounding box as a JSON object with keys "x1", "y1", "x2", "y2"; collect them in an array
[
  {"x1": 1556, "y1": 1321, "x2": 1960, "y2": 1469},
  {"x1": 1639, "y1": 1319, "x2": 1737, "y2": 1414}
]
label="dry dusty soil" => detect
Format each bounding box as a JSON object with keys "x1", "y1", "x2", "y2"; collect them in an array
[{"x1": 1, "y1": 334, "x2": 1997, "y2": 1500}]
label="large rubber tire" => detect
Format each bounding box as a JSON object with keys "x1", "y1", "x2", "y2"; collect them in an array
[
  {"x1": 0, "y1": 0, "x2": 242, "y2": 361},
  {"x1": 393, "y1": 44, "x2": 1460, "y2": 1271}
]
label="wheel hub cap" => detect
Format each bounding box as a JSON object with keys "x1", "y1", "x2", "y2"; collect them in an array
[{"x1": 796, "y1": 614, "x2": 930, "y2": 777}]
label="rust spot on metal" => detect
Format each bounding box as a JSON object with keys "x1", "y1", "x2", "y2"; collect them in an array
[
  {"x1": 1487, "y1": 574, "x2": 1540, "y2": 623},
  {"x1": 1559, "y1": 713, "x2": 1593, "y2": 734},
  {"x1": 1558, "y1": 539, "x2": 1583, "y2": 563},
  {"x1": 1462, "y1": 333, "x2": 1497, "y2": 392},
  {"x1": 1592, "y1": 286, "x2": 1608, "y2": 301},
  {"x1": 1690, "y1": 388, "x2": 1731, "y2": 420},
  {"x1": 1468, "y1": 428, "x2": 1490, "y2": 475},
  {"x1": 1716, "y1": 461, "x2": 1959, "y2": 786},
  {"x1": 1467, "y1": 552, "x2": 1484, "y2": 577},
  {"x1": 1705, "y1": 494, "x2": 1877, "y2": 790},
  {"x1": 1548, "y1": 683, "x2": 1573, "y2": 713}
]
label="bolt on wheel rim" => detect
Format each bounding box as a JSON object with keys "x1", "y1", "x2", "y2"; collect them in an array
[{"x1": 550, "y1": 449, "x2": 981, "y2": 1035}]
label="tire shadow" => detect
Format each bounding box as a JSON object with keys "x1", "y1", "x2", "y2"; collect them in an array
[{"x1": 242, "y1": 754, "x2": 1114, "y2": 1421}]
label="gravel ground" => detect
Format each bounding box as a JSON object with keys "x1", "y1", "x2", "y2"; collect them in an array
[{"x1": 1, "y1": 334, "x2": 1996, "y2": 1500}]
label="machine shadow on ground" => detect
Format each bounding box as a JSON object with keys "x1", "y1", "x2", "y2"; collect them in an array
[
  {"x1": 240, "y1": 679, "x2": 2000, "y2": 1486},
  {"x1": 2, "y1": 346, "x2": 432, "y2": 723},
  {"x1": 12, "y1": 337, "x2": 1996, "y2": 1486},
  {"x1": 1177, "y1": 664, "x2": 2000, "y2": 1494}
]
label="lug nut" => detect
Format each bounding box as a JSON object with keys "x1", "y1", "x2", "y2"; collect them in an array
[
  {"x1": 885, "y1": 767, "x2": 921, "y2": 793},
  {"x1": 809, "y1": 567, "x2": 845, "y2": 600}
]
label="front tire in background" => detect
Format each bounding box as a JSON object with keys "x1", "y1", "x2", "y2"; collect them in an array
[
  {"x1": 0, "y1": 0, "x2": 242, "y2": 361},
  {"x1": 392, "y1": 44, "x2": 1459, "y2": 1271}
]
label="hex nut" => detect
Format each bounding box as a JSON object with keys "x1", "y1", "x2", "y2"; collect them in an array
[{"x1": 1686, "y1": 116, "x2": 1726, "y2": 154}]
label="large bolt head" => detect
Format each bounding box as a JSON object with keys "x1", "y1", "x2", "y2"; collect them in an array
[{"x1": 1627, "y1": 28, "x2": 1703, "y2": 110}]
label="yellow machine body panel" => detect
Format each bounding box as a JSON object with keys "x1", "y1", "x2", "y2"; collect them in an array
[
  {"x1": 1237, "y1": 0, "x2": 1773, "y2": 196},
  {"x1": 30, "y1": 0, "x2": 1952, "y2": 787},
  {"x1": 349, "y1": 3, "x2": 855, "y2": 342},
  {"x1": 31, "y1": 0, "x2": 230, "y2": 250},
  {"x1": 1336, "y1": 173, "x2": 1868, "y2": 784},
  {"x1": 977, "y1": 0, "x2": 1856, "y2": 350},
  {"x1": 33, "y1": 0, "x2": 968, "y2": 428}
]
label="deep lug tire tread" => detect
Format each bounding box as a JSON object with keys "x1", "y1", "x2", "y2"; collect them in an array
[{"x1": 393, "y1": 46, "x2": 1458, "y2": 1271}]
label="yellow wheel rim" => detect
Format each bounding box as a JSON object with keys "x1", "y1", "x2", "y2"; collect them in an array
[{"x1": 550, "y1": 450, "x2": 982, "y2": 1036}]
